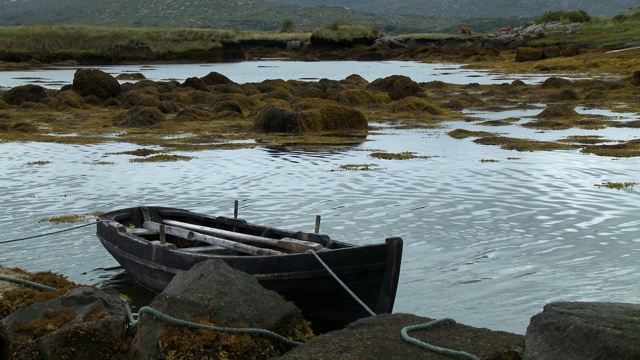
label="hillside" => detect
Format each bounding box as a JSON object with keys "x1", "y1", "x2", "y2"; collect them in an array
[
  {"x1": 1, "y1": 0, "x2": 527, "y2": 34},
  {"x1": 268, "y1": 0, "x2": 638, "y2": 18}
]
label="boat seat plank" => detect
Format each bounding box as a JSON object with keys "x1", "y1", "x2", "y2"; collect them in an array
[
  {"x1": 129, "y1": 228, "x2": 156, "y2": 236},
  {"x1": 162, "y1": 219, "x2": 324, "y2": 253},
  {"x1": 143, "y1": 221, "x2": 283, "y2": 256},
  {"x1": 178, "y1": 246, "x2": 226, "y2": 253}
]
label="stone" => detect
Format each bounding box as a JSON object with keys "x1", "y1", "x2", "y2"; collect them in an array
[
  {"x1": 0, "y1": 287, "x2": 129, "y2": 360},
  {"x1": 72, "y1": 68, "x2": 122, "y2": 101},
  {"x1": 367, "y1": 75, "x2": 423, "y2": 100},
  {"x1": 130, "y1": 259, "x2": 312, "y2": 359},
  {"x1": 515, "y1": 47, "x2": 544, "y2": 62},
  {"x1": 2, "y1": 84, "x2": 48, "y2": 105},
  {"x1": 280, "y1": 313, "x2": 524, "y2": 359},
  {"x1": 200, "y1": 71, "x2": 233, "y2": 86},
  {"x1": 525, "y1": 302, "x2": 640, "y2": 360}
]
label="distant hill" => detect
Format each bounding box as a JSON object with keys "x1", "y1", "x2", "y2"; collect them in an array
[
  {"x1": 0, "y1": 0, "x2": 634, "y2": 34},
  {"x1": 268, "y1": 0, "x2": 638, "y2": 18}
]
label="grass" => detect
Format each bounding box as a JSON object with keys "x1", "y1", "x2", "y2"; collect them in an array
[
  {"x1": 0, "y1": 26, "x2": 235, "y2": 54},
  {"x1": 311, "y1": 23, "x2": 380, "y2": 42}
]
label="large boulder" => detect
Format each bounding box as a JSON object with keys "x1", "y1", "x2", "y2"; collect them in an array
[
  {"x1": 72, "y1": 68, "x2": 122, "y2": 101},
  {"x1": 367, "y1": 75, "x2": 423, "y2": 100},
  {"x1": 525, "y1": 302, "x2": 640, "y2": 360},
  {"x1": 2, "y1": 84, "x2": 48, "y2": 105},
  {"x1": 200, "y1": 71, "x2": 233, "y2": 86},
  {"x1": 130, "y1": 259, "x2": 313, "y2": 359},
  {"x1": 0, "y1": 287, "x2": 129, "y2": 360},
  {"x1": 280, "y1": 313, "x2": 524, "y2": 359},
  {"x1": 253, "y1": 107, "x2": 299, "y2": 133}
]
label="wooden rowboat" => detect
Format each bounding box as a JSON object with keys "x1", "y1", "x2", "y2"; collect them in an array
[{"x1": 96, "y1": 206, "x2": 403, "y2": 330}]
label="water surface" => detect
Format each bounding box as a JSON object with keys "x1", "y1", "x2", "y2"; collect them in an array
[{"x1": 0, "y1": 61, "x2": 639, "y2": 335}]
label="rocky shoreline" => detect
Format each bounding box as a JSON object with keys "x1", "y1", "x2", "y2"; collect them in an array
[{"x1": 1, "y1": 264, "x2": 639, "y2": 359}]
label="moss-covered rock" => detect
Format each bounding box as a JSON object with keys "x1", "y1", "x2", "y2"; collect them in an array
[
  {"x1": 49, "y1": 90, "x2": 85, "y2": 110},
  {"x1": 72, "y1": 68, "x2": 122, "y2": 101},
  {"x1": 253, "y1": 107, "x2": 299, "y2": 133},
  {"x1": 367, "y1": 75, "x2": 423, "y2": 100},
  {"x1": 3, "y1": 84, "x2": 48, "y2": 105},
  {"x1": 391, "y1": 96, "x2": 445, "y2": 115},
  {"x1": 116, "y1": 106, "x2": 167, "y2": 127}
]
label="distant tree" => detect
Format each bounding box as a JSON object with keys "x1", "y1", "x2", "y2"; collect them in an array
[{"x1": 280, "y1": 19, "x2": 294, "y2": 32}]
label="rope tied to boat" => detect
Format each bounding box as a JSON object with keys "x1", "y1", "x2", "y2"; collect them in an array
[
  {"x1": 0, "y1": 274, "x2": 58, "y2": 291},
  {"x1": 306, "y1": 249, "x2": 376, "y2": 317},
  {"x1": 121, "y1": 299, "x2": 303, "y2": 347},
  {"x1": 0, "y1": 220, "x2": 111, "y2": 244},
  {"x1": 307, "y1": 249, "x2": 479, "y2": 360},
  {"x1": 401, "y1": 319, "x2": 480, "y2": 360}
]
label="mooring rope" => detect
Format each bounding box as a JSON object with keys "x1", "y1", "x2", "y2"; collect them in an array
[
  {"x1": 0, "y1": 220, "x2": 110, "y2": 244},
  {"x1": 401, "y1": 318, "x2": 480, "y2": 360},
  {"x1": 306, "y1": 249, "x2": 376, "y2": 317},
  {"x1": 0, "y1": 274, "x2": 58, "y2": 291},
  {"x1": 121, "y1": 299, "x2": 303, "y2": 347}
]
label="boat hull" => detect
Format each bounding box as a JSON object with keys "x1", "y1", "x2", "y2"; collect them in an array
[{"x1": 97, "y1": 206, "x2": 402, "y2": 330}]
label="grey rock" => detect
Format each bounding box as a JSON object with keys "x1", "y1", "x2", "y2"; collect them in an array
[{"x1": 525, "y1": 302, "x2": 640, "y2": 360}]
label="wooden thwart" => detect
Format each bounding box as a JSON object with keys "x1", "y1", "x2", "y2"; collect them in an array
[
  {"x1": 163, "y1": 219, "x2": 324, "y2": 253},
  {"x1": 143, "y1": 221, "x2": 283, "y2": 256}
]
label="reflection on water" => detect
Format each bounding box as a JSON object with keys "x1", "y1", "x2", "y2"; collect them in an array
[{"x1": 1, "y1": 121, "x2": 639, "y2": 335}]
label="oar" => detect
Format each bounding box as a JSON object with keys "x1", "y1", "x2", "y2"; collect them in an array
[
  {"x1": 163, "y1": 219, "x2": 324, "y2": 253},
  {"x1": 143, "y1": 221, "x2": 283, "y2": 256}
]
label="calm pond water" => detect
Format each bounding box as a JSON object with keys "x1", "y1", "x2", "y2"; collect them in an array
[{"x1": 0, "y1": 61, "x2": 639, "y2": 335}]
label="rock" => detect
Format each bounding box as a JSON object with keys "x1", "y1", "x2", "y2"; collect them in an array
[
  {"x1": 0, "y1": 287, "x2": 129, "y2": 360},
  {"x1": 200, "y1": 71, "x2": 233, "y2": 86},
  {"x1": 182, "y1": 76, "x2": 208, "y2": 91},
  {"x1": 280, "y1": 313, "x2": 524, "y2": 359},
  {"x1": 367, "y1": 75, "x2": 423, "y2": 100},
  {"x1": 540, "y1": 77, "x2": 572, "y2": 89},
  {"x1": 254, "y1": 107, "x2": 299, "y2": 133},
  {"x1": 49, "y1": 90, "x2": 85, "y2": 110},
  {"x1": 115, "y1": 72, "x2": 146, "y2": 80},
  {"x1": 116, "y1": 106, "x2": 167, "y2": 127},
  {"x1": 372, "y1": 37, "x2": 407, "y2": 49},
  {"x1": 2, "y1": 84, "x2": 48, "y2": 105},
  {"x1": 72, "y1": 68, "x2": 122, "y2": 101},
  {"x1": 515, "y1": 47, "x2": 544, "y2": 62},
  {"x1": 525, "y1": 302, "x2": 640, "y2": 360},
  {"x1": 130, "y1": 259, "x2": 312, "y2": 359},
  {"x1": 286, "y1": 40, "x2": 302, "y2": 51},
  {"x1": 543, "y1": 45, "x2": 561, "y2": 59}
]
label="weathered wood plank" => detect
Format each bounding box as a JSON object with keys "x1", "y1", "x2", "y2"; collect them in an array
[
  {"x1": 163, "y1": 219, "x2": 324, "y2": 253},
  {"x1": 143, "y1": 221, "x2": 283, "y2": 256}
]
